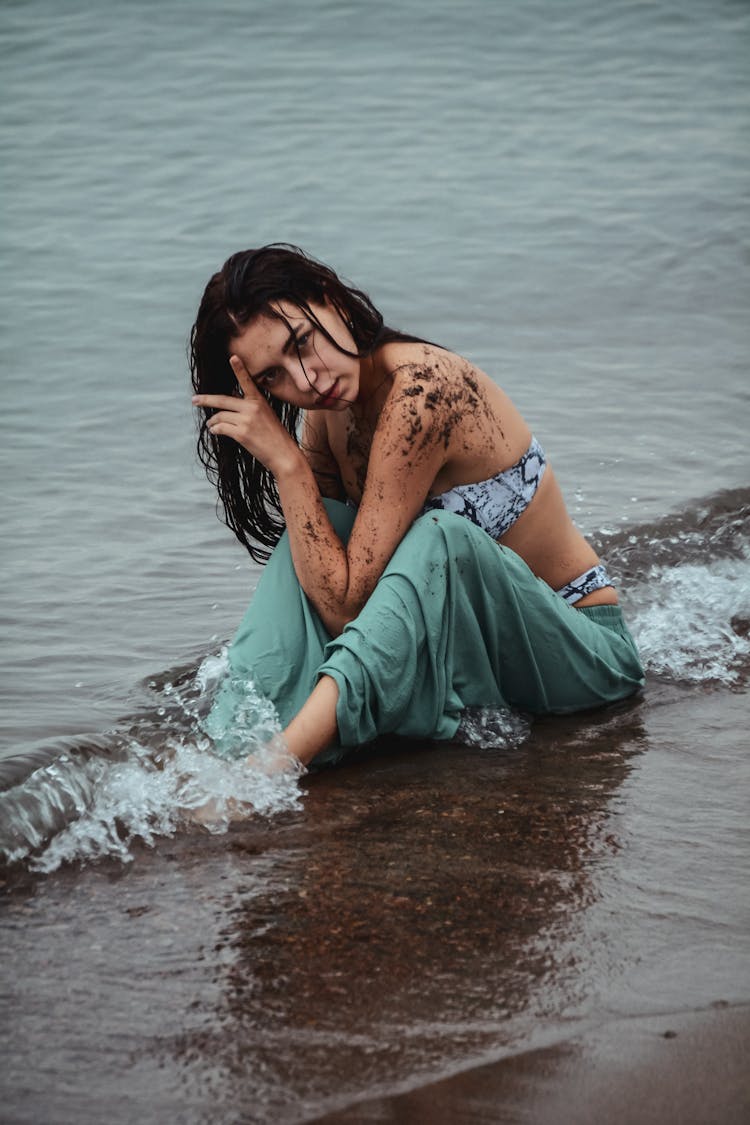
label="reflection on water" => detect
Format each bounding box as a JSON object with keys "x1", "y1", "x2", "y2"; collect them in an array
[
  {"x1": 165, "y1": 704, "x2": 647, "y2": 1116},
  {"x1": 2, "y1": 685, "x2": 746, "y2": 1122}
]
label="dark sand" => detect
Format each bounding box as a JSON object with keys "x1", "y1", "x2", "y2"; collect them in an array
[{"x1": 314, "y1": 1005, "x2": 750, "y2": 1124}]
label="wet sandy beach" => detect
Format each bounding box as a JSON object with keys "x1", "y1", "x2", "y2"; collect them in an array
[
  {"x1": 315, "y1": 1004, "x2": 750, "y2": 1124},
  {"x1": 2, "y1": 685, "x2": 747, "y2": 1124}
]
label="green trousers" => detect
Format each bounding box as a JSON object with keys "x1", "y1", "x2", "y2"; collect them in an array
[{"x1": 209, "y1": 501, "x2": 644, "y2": 761}]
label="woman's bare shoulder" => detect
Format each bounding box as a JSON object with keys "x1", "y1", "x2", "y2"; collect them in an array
[
  {"x1": 380, "y1": 340, "x2": 504, "y2": 398},
  {"x1": 378, "y1": 342, "x2": 479, "y2": 405},
  {"x1": 382, "y1": 343, "x2": 518, "y2": 425},
  {"x1": 377, "y1": 341, "x2": 531, "y2": 470},
  {"x1": 380, "y1": 339, "x2": 463, "y2": 376}
]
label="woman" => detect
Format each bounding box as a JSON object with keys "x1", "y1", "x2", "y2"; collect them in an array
[{"x1": 190, "y1": 244, "x2": 643, "y2": 769}]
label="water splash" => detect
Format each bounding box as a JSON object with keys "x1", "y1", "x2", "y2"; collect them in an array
[
  {"x1": 594, "y1": 487, "x2": 750, "y2": 687},
  {"x1": 0, "y1": 651, "x2": 304, "y2": 873},
  {"x1": 454, "y1": 707, "x2": 531, "y2": 749},
  {"x1": 628, "y1": 554, "x2": 750, "y2": 685},
  {"x1": 4, "y1": 490, "x2": 749, "y2": 872}
]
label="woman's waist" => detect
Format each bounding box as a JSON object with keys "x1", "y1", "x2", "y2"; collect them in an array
[{"x1": 501, "y1": 523, "x2": 617, "y2": 606}]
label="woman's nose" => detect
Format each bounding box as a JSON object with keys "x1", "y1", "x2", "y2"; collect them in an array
[{"x1": 291, "y1": 359, "x2": 318, "y2": 391}]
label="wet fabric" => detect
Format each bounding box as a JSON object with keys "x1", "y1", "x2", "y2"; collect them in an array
[{"x1": 210, "y1": 500, "x2": 644, "y2": 762}]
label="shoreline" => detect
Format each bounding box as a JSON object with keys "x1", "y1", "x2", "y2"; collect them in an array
[{"x1": 312, "y1": 1003, "x2": 750, "y2": 1124}]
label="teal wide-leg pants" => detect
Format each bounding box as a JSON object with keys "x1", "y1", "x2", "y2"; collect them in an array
[{"x1": 210, "y1": 501, "x2": 643, "y2": 760}]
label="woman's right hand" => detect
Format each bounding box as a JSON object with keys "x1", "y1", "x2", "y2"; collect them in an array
[{"x1": 192, "y1": 356, "x2": 302, "y2": 477}]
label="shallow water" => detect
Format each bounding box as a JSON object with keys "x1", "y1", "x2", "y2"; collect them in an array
[
  {"x1": 2, "y1": 688, "x2": 747, "y2": 1122},
  {"x1": 1, "y1": 0, "x2": 749, "y2": 1119}
]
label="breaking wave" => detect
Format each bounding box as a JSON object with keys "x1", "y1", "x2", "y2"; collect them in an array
[
  {"x1": 598, "y1": 487, "x2": 750, "y2": 687},
  {"x1": 0, "y1": 654, "x2": 304, "y2": 873}
]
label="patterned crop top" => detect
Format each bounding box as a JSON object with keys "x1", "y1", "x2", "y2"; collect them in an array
[{"x1": 422, "y1": 435, "x2": 547, "y2": 539}]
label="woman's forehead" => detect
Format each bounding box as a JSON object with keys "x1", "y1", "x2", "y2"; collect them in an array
[
  {"x1": 268, "y1": 299, "x2": 307, "y2": 322},
  {"x1": 228, "y1": 303, "x2": 303, "y2": 356},
  {"x1": 229, "y1": 298, "x2": 330, "y2": 354},
  {"x1": 248, "y1": 299, "x2": 320, "y2": 333}
]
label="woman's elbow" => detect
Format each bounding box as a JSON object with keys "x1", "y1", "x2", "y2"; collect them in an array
[
  {"x1": 324, "y1": 614, "x2": 348, "y2": 639},
  {"x1": 323, "y1": 595, "x2": 365, "y2": 638}
]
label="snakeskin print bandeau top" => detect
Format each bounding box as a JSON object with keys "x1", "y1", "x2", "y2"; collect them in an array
[{"x1": 421, "y1": 436, "x2": 546, "y2": 540}]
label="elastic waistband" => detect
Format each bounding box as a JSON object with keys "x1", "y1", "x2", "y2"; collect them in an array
[{"x1": 577, "y1": 603, "x2": 629, "y2": 635}]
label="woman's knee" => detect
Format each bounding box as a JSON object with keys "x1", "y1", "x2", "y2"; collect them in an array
[{"x1": 407, "y1": 509, "x2": 511, "y2": 571}]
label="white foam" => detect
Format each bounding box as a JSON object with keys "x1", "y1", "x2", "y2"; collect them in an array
[
  {"x1": 2, "y1": 653, "x2": 304, "y2": 873},
  {"x1": 454, "y1": 706, "x2": 531, "y2": 749},
  {"x1": 25, "y1": 738, "x2": 303, "y2": 874},
  {"x1": 628, "y1": 553, "x2": 750, "y2": 684}
]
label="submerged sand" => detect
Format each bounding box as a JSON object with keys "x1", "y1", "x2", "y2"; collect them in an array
[{"x1": 1, "y1": 687, "x2": 748, "y2": 1123}]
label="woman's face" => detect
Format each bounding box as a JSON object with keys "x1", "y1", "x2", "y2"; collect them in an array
[{"x1": 228, "y1": 300, "x2": 360, "y2": 410}]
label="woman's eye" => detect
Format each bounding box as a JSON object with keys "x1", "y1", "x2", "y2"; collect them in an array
[
  {"x1": 297, "y1": 328, "x2": 313, "y2": 348},
  {"x1": 258, "y1": 369, "x2": 280, "y2": 388}
]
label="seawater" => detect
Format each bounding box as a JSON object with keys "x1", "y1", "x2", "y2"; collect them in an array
[{"x1": 1, "y1": 0, "x2": 749, "y2": 857}]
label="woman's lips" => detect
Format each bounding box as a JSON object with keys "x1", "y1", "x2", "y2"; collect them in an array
[{"x1": 317, "y1": 380, "x2": 340, "y2": 406}]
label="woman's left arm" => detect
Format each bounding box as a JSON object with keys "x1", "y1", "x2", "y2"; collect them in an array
[
  {"x1": 281, "y1": 370, "x2": 453, "y2": 633},
  {"x1": 195, "y1": 356, "x2": 451, "y2": 636}
]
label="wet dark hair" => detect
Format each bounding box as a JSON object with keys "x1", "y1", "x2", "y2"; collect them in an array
[{"x1": 190, "y1": 243, "x2": 428, "y2": 561}]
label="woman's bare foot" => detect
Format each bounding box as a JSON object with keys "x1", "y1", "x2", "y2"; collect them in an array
[{"x1": 188, "y1": 734, "x2": 304, "y2": 829}]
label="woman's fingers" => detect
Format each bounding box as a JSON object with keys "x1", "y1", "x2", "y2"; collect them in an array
[
  {"x1": 192, "y1": 392, "x2": 243, "y2": 411},
  {"x1": 229, "y1": 353, "x2": 256, "y2": 396},
  {"x1": 192, "y1": 358, "x2": 261, "y2": 411},
  {"x1": 204, "y1": 409, "x2": 236, "y2": 429},
  {"x1": 202, "y1": 396, "x2": 287, "y2": 459},
  {"x1": 205, "y1": 408, "x2": 254, "y2": 435},
  {"x1": 193, "y1": 359, "x2": 298, "y2": 471}
]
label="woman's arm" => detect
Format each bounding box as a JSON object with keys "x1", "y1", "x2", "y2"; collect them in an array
[
  {"x1": 277, "y1": 374, "x2": 451, "y2": 634},
  {"x1": 195, "y1": 355, "x2": 455, "y2": 636},
  {"x1": 299, "y1": 410, "x2": 346, "y2": 501}
]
